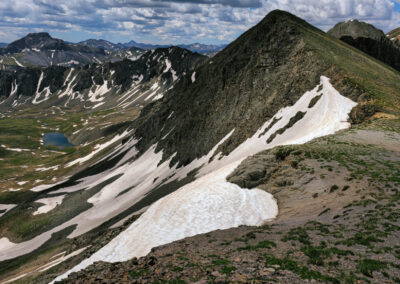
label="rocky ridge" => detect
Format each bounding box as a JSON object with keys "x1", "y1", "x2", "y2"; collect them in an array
[
  {"x1": 328, "y1": 20, "x2": 400, "y2": 72},
  {"x1": 0, "y1": 46, "x2": 207, "y2": 110}
]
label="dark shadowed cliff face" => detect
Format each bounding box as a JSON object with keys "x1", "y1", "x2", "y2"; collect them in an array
[{"x1": 328, "y1": 20, "x2": 400, "y2": 72}]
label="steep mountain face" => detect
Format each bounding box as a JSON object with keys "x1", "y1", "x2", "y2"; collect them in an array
[
  {"x1": 387, "y1": 27, "x2": 400, "y2": 48},
  {"x1": 328, "y1": 20, "x2": 400, "y2": 72},
  {"x1": 1, "y1": 10, "x2": 400, "y2": 284},
  {"x1": 0, "y1": 33, "x2": 108, "y2": 67},
  {"x1": 131, "y1": 11, "x2": 361, "y2": 168},
  {"x1": 0, "y1": 47, "x2": 206, "y2": 110}
]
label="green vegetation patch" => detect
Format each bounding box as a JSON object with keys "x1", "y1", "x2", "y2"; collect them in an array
[
  {"x1": 357, "y1": 259, "x2": 387, "y2": 277},
  {"x1": 264, "y1": 254, "x2": 340, "y2": 283}
]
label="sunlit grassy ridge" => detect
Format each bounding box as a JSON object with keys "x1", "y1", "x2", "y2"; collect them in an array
[{"x1": 302, "y1": 25, "x2": 400, "y2": 113}]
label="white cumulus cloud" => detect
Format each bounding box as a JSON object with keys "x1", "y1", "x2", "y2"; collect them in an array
[{"x1": 0, "y1": 0, "x2": 398, "y2": 44}]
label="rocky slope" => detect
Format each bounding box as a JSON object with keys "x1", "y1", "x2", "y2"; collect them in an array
[
  {"x1": 0, "y1": 10, "x2": 399, "y2": 284},
  {"x1": 328, "y1": 20, "x2": 400, "y2": 72},
  {"x1": 0, "y1": 47, "x2": 207, "y2": 110}
]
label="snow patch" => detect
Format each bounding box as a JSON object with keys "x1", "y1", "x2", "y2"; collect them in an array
[
  {"x1": 0, "y1": 204, "x2": 16, "y2": 218},
  {"x1": 66, "y1": 130, "x2": 131, "y2": 167},
  {"x1": 9, "y1": 80, "x2": 18, "y2": 97},
  {"x1": 33, "y1": 195, "x2": 66, "y2": 215},
  {"x1": 88, "y1": 80, "x2": 111, "y2": 103},
  {"x1": 11, "y1": 57, "x2": 24, "y2": 67},
  {"x1": 1, "y1": 145, "x2": 30, "y2": 152},
  {"x1": 35, "y1": 165, "x2": 59, "y2": 172},
  {"x1": 53, "y1": 162, "x2": 277, "y2": 279},
  {"x1": 29, "y1": 180, "x2": 67, "y2": 192},
  {"x1": 37, "y1": 247, "x2": 87, "y2": 273}
]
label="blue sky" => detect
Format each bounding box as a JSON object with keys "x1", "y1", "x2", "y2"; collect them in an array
[
  {"x1": 0, "y1": 0, "x2": 399, "y2": 44},
  {"x1": 395, "y1": 1, "x2": 400, "y2": 12}
]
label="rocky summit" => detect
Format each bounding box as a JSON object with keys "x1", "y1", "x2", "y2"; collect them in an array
[
  {"x1": 328, "y1": 19, "x2": 400, "y2": 72},
  {"x1": 0, "y1": 9, "x2": 399, "y2": 284}
]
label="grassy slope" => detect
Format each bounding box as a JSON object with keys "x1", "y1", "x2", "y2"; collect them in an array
[
  {"x1": 0, "y1": 106, "x2": 139, "y2": 241},
  {"x1": 303, "y1": 25, "x2": 400, "y2": 112}
]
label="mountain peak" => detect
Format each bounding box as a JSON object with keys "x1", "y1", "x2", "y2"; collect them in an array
[
  {"x1": 262, "y1": 9, "x2": 308, "y2": 25},
  {"x1": 328, "y1": 20, "x2": 400, "y2": 72},
  {"x1": 25, "y1": 32, "x2": 52, "y2": 39},
  {"x1": 328, "y1": 20, "x2": 385, "y2": 42}
]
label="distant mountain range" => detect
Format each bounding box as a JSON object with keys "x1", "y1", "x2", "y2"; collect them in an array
[
  {"x1": 0, "y1": 43, "x2": 7, "y2": 48},
  {"x1": 78, "y1": 39, "x2": 126, "y2": 51},
  {"x1": 79, "y1": 39, "x2": 227, "y2": 55},
  {"x1": 0, "y1": 34, "x2": 225, "y2": 68}
]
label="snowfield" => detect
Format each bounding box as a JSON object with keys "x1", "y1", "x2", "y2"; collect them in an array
[
  {"x1": 51, "y1": 162, "x2": 277, "y2": 281},
  {"x1": 0, "y1": 76, "x2": 357, "y2": 283}
]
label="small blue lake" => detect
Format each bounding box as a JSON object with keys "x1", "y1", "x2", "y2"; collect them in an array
[{"x1": 43, "y1": 132, "x2": 74, "y2": 149}]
